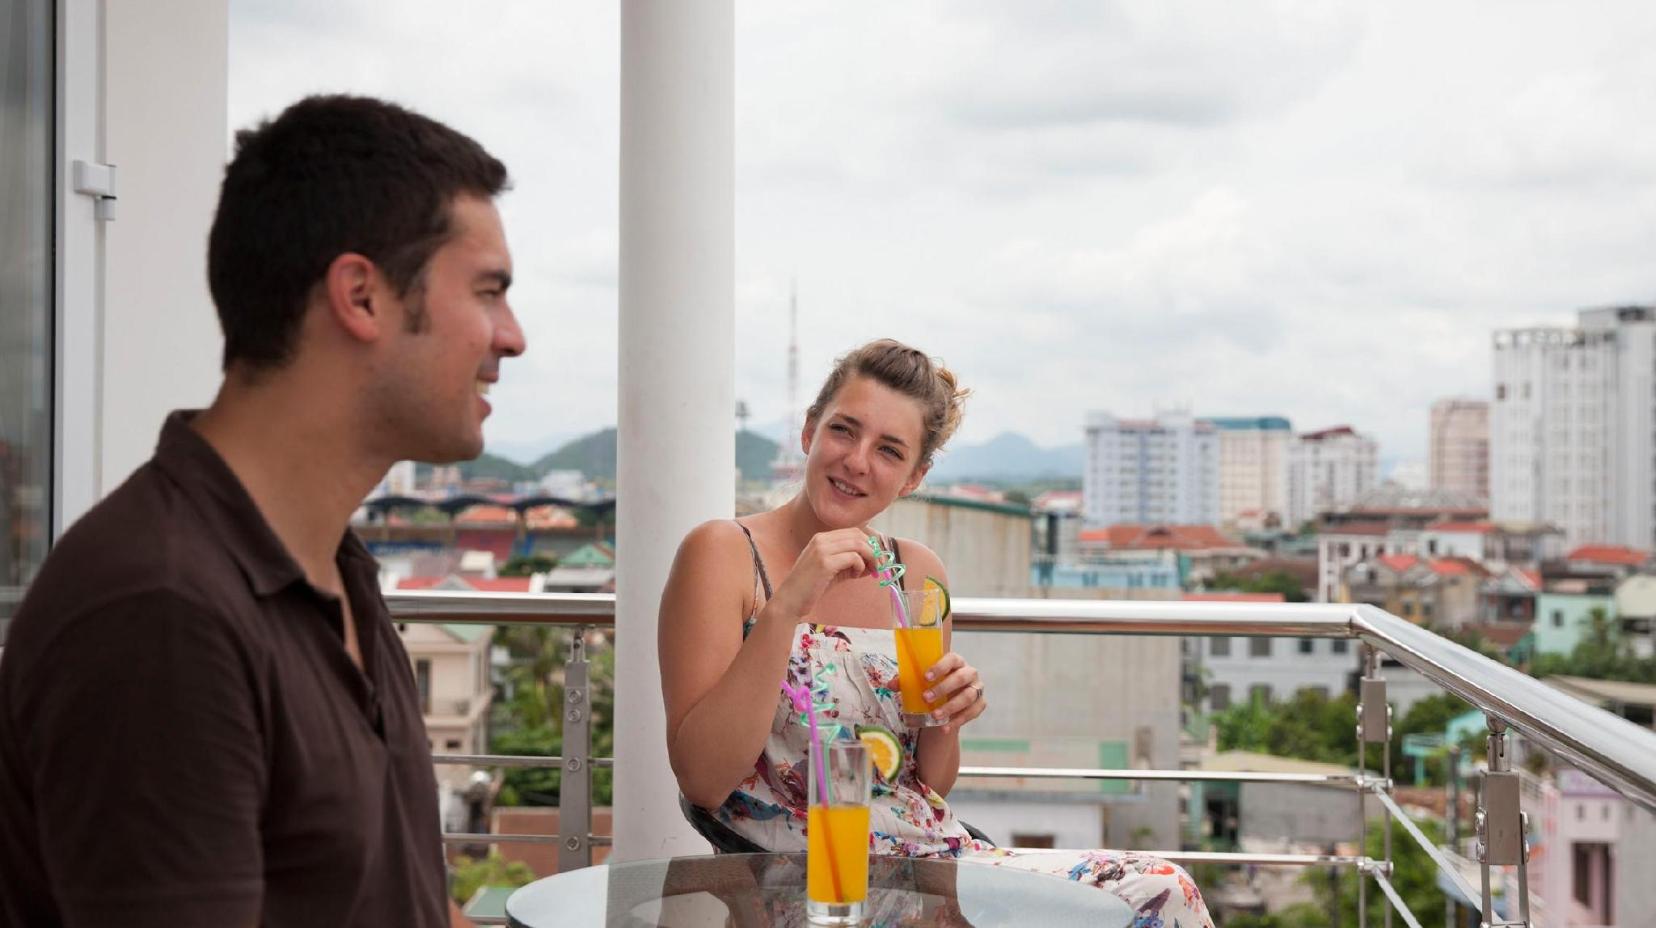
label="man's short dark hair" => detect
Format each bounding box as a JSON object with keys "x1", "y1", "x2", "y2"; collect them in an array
[{"x1": 207, "y1": 94, "x2": 509, "y2": 370}]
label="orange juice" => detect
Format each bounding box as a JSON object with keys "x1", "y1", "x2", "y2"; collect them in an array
[
  {"x1": 895, "y1": 625, "x2": 945, "y2": 717},
  {"x1": 807, "y1": 804, "x2": 871, "y2": 905}
]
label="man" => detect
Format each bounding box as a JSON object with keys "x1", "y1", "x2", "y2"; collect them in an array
[{"x1": 0, "y1": 95, "x2": 525, "y2": 927}]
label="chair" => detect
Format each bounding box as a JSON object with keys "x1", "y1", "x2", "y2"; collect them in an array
[
  {"x1": 680, "y1": 794, "x2": 766, "y2": 853},
  {"x1": 678, "y1": 794, "x2": 996, "y2": 853}
]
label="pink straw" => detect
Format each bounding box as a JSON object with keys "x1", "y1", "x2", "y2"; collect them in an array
[
  {"x1": 868, "y1": 535, "x2": 911, "y2": 628},
  {"x1": 785, "y1": 679, "x2": 845, "y2": 901},
  {"x1": 782, "y1": 680, "x2": 832, "y2": 807}
]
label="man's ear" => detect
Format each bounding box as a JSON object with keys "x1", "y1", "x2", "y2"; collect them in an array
[
  {"x1": 899, "y1": 460, "x2": 931, "y2": 497},
  {"x1": 323, "y1": 253, "x2": 383, "y2": 345}
]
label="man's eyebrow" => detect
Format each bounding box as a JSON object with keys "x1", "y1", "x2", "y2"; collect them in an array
[{"x1": 477, "y1": 269, "x2": 513, "y2": 290}]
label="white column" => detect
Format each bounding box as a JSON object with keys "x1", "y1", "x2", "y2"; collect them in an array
[{"x1": 613, "y1": 0, "x2": 733, "y2": 860}]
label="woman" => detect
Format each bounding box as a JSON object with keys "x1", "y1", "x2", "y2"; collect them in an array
[{"x1": 659, "y1": 339, "x2": 1213, "y2": 927}]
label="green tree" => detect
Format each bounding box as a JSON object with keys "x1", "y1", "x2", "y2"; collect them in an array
[
  {"x1": 1386, "y1": 692, "x2": 1471, "y2": 786},
  {"x1": 1327, "y1": 818, "x2": 1448, "y2": 928},
  {"x1": 1209, "y1": 571, "x2": 1310, "y2": 603},
  {"x1": 449, "y1": 851, "x2": 536, "y2": 906},
  {"x1": 1531, "y1": 607, "x2": 1656, "y2": 683},
  {"x1": 490, "y1": 628, "x2": 615, "y2": 808},
  {"x1": 1213, "y1": 689, "x2": 1357, "y2": 767},
  {"x1": 499, "y1": 554, "x2": 556, "y2": 577}
]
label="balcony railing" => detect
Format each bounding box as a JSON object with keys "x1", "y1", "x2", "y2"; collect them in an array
[{"x1": 389, "y1": 590, "x2": 1656, "y2": 928}]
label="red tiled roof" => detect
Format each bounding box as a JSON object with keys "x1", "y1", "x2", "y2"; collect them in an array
[
  {"x1": 454, "y1": 504, "x2": 517, "y2": 525},
  {"x1": 1466, "y1": 622, "x2": 1532, "y2": 650},
  {"x1": 1567, "y1": 544, "x2": 1648, "y2": 567},
  {"x1": 1077, "y1": 524, "x2": 1240, "y2": 550},
  {"x1": 1301, "y1": 425, "x2": 1358, "y2": 440},
  {"x1": 1430, "y1": 521, "x2": 1495, "y2": 534},
  {"x1": 453, "y1": 529, "x2": 515, "y2": 562},
  {"x1": 1518, "y1": 569, "x2": 1542, "y2": 590},
  {"x1": 395, "y1": 575, "x2": 534, "y2": 593},
  {"x1": 1321, "y1": 521, "x2": 1392, "y2": 536},
  {"x1": 1182, "y1": 592, "x2": 1287, "y2": 603},
  {"x1": 1428, "y1": 558, "x2": 1472, "y2": 576},
  {"x1": 1377, "y1": 554, "x2": 1419, "y2": 573}
]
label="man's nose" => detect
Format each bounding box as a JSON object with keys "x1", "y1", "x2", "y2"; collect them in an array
[{"x1": 495, "y1": 303, "x2": 527, "y2": 358}]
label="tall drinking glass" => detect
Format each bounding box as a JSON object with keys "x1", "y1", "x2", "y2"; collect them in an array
[
  {"x1": 806, "y1": 740, "x2": 871, "y2": 925},
  {"x1": 893, "y1": 588, "x2": 947, "y2": 728}
]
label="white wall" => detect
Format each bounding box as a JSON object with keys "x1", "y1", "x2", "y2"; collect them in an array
[
  {"x1": 58, "y1": 0, "x2": 227, "y2": 529},
  {"x1": 1198, "y1": 635, "x2": 1357, "y2": 712}
]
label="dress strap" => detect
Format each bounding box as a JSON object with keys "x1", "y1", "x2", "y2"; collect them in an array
[
  {"x1": 889, "y1": 535, "x2": 908, "y2": 590},
  {"x1": 735, "y1": 521, "x2": 773, "y2": 637}
]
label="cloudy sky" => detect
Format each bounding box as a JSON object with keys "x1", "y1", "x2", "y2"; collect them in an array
[{"x1": 229, "y1": 1, "x2": 1656, "y2": 469}]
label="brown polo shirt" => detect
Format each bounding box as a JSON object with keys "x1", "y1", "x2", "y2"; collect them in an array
[{"x1": 0, "y1": 411, "x2": 447, "y2": 927}]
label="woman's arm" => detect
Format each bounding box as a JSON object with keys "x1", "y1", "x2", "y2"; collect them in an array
[{"x1": 659, "y1": 521, "x2": 877, "y2": 809}]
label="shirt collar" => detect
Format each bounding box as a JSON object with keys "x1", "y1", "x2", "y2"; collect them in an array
[{"x1": 152, "y1": 410, "x2": 372, "y2": 598}]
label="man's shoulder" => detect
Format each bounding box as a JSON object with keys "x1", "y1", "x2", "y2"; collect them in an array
[
  {"x1": 39, "y1": 460, "x2": 212, "y2": 592},
  {"x1": 9, "y1": 462, "x2": 245, "y2": 651}
]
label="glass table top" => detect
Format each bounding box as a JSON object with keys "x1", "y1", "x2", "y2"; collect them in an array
[{"x1": 506, "y1": 852, "x2": 1134, "y2": 928}]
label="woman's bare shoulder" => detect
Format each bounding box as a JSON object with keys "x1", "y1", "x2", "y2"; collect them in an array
[{"x1": 894, "y1": 536, "x2": 948, "y2": 584}]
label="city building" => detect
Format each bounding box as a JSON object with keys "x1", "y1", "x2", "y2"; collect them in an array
[
  {"x1": 1339, "y1": 554, "x2": 1489, "y2": 630},
  {"x1": 1077, "y1": 524, "x2": 1262, "y2": 588},
  {"x1": 1529, "y1": 767, "x2": 1656, "y2": 927},
  {"x1": 368, "y1": 460, "x2": 418, "y2": 499},
  {"x1": 1534, "y1": 578, "x2": 1616, "y2": 657},
  {"x1": 1481, "y1": 565, "x2": 1542, "y2": 625},
  {"x1": 390, "y1": 583, "x2": 500, "y2": 764},
  {"x1": 1564, "y1": 544, "x2": 1650, "y2": 577},
  {"x1": 1287, "y1": 426, "x2": 1379, "y2": 528},
  {"x1": 1082, "y1": 411, "x2": 1219, "y2": 528},
  {"x1": 1417, "y1": 520, "x2": 1565, "y2": 569},
  {"x1": 1195, "y1": 618, "x2": 1355, "y2": 713},
  {"x1": 1429, "y1": 399, "x2": 1490, "y2": 500},
  {"x1": 1203, "y1": 416, "x2": 1292, "y2": 529},
  {"x1": 1492, "y1": 306, "x2": 1656, "y2": 548},
  {"x1": 1313, "y1": 485, "x2": 1487, "y2": 602},
  {"x1": 869, "y1": 493, "x2": 1032, "y2": 598},
  {"x1": 1614, "y1": 574, "x2": 1656, "y2": 660}
]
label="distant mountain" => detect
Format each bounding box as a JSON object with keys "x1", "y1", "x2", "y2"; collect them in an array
[
  {"x1": 435, "y1": 427, "x2": 781, "y2": 484},
  {"x1": 485, "y1": 430, "x2": 579, "y2": 465},
  {"x1": 532, "y1": 428, "x2": 618, "y2": 478},
  {"x1": 928, "y1": 432, "x2": 1084, "y2": 481},
  {"x1": 737, "y1": 430, "x2": 780, "y2": 481},
  {"x1": 415, "y1": 452, "x2": 536, "y2": 485}
]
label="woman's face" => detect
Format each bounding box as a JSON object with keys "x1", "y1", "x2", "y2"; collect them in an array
[{"x1": 800, "y1": 374, "x2": 929, "y2": 528}]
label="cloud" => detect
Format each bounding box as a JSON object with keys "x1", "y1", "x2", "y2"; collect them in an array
[{"x1": 230, "y1": 0, "x2": 1656, "y2": 464}]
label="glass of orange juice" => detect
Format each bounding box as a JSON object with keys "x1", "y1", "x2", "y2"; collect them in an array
[
  {"x1": 806, "y1": 740, "x2": 871, "y2": 925},
  {"x1": 893, "y1": 588, "x2": 947, "y2": 728}
]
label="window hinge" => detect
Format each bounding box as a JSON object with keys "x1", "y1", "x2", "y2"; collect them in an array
[{"x1": 73, "y1": 160, "x2": 118, "y2": 221}]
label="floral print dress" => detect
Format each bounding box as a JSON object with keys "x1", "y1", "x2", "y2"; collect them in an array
[{"x1": 713, "y1": 602, "x2": 1214, "y2": 928}]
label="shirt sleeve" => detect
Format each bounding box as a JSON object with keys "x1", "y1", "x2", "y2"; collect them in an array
[{"x1": 23, "y1": 590, "x2": 265, "y2": 928}]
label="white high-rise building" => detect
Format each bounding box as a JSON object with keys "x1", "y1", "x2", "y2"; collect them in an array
[
  {"x1": 1082, "y1": 411, "x2": 1219, "y2": 527},
  {"x1": 1204, "y1": 416, "x2": 1292, "y2": 527},
  {"x1": 369, "y1": 460, "x2": 419, "y2": 499},
  {"x1": 1492, "y1": 306, "x2": 1656, "y2": 548},
  {"x1": 1287, "y1": 426, "x2": 1379, "y2": 527},
  {"x1": 1429, "y1": 398, "x2": 1490, "y2": 501}
]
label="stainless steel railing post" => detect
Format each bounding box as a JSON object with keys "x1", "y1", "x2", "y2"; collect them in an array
[{"x1": 557, "y1": 628, "x2": 593, "y2": 872}]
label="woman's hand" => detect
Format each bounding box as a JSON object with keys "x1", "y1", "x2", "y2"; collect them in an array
[
  {"x1": 765, "y1": 527, "x2": 879, "y2": 623},
  {"x1": 920, "y1": 651, "x2": 987, "y2": 735}
]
